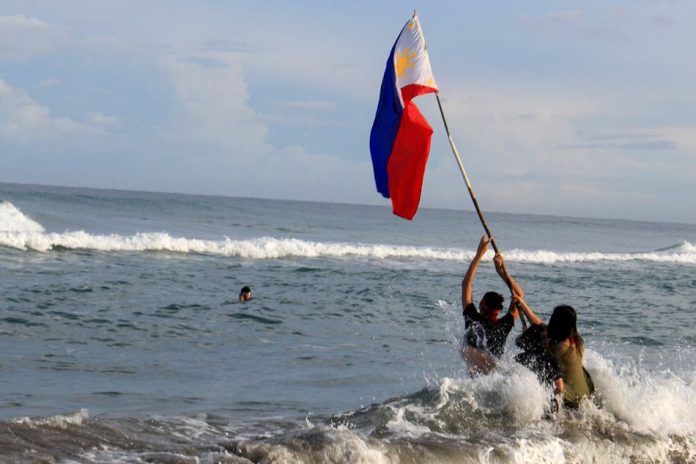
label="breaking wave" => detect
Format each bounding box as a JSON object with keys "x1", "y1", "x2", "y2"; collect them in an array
[
  {"x1": 0, "y1": 201, "x2": 45, "y2": 233},
  {"x1": 1, "y1": 201, "x2": 695, "y2": 264},
  {"x1": 2, "y1": 356, "x2": 695, "y2": 463}
]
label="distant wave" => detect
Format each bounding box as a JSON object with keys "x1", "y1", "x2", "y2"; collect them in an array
[
  {"x1": 0, "y1": 201, "x2": 45, "y2": 233},
  {"x1": 1, "y1": 201, "x2": 695, "y2": 264},
  {"x1": 505, "y1": 243, "x2": 696, "y2": 264}
]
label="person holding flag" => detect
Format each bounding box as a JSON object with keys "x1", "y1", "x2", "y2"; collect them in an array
[
  {"x1": 370, "y1": 14, "x2": 530, "y2": 373},
  {"x1": 460, "y1": 236, "x2": 526, "y2": 374}
]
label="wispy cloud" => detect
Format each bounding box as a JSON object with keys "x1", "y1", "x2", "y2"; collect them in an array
[
  {"x1": 660, "y1": 127, "x2": 696, "y2": 153},
  {"x1": 566, "y1": 132, "x2": 677, "y2": 151},
  {"x1": 0, "y1": 79, "x2": 111, "y2": 142},
  {"x1": 158, "y1": 50, "x2": 269, "y2": 154},
  {"x1": 87, "y1": 112, "x2": 119, "y2": 128},
  {"x1": 0, "y1": 15, "x2": 64, "y2": 60}
]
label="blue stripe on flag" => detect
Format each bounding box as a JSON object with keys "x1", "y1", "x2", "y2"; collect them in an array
[{"x1": 369, "y1": 42, "x2": 403, "y2": 199}]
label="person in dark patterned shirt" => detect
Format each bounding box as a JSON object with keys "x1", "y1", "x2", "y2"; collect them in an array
[{"x1": 460, "y1": 236, "x2": 524, "y2": 374}]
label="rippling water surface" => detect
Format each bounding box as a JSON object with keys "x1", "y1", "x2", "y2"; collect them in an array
[{"x1": 1, "y1": 182, "x2": 695, "y2": 463}]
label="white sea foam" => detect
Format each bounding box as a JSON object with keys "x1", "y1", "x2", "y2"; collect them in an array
[
  {"x1": 231, "y1": 427, "x2": 394, "y2": 464},
  {"x1": 585, "y1": 349, "x2": 696, "y2": 436},
  {"x1": 11, "y1": 409, "x2": 89, "y2": 428},
  {"x1": 379, "y1": 363, "x2": 696, "y2": 462},
  {"x1": 0, "y1": 201, "x2": 45, "y2": 233},
  {"x1": 2, "y1": 230, "x2": 694, "y2": 265},
  {"x1": 384, "y1": 401, "x2": 438, "y2": 439},
  {"x1": 1, "y1": 202, "x2": 695, "y2": 264}
]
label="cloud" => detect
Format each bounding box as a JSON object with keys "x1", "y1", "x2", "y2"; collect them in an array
[
  {"x1": 0, "y1": 79, "x2": 112, "y2": 142},
  {"x1": 245, "y1": 144, "x2": 375, "y2": 204},
  {"x1": 572, "y1": 128, "x2": 696, "y2": 157},
  {"x1": 566, "y1": 132, "x2": 677, "y2": 151},
  {"x1": 87, "y1": 112, "x2": 119, "y2": 128},
  {"x1": 660, "y1": 127, "x2": 696, "y2": 153},
  {"x1": 414, "y1": 84, "x2": 597, "y2": 211},
  {"x1": 414, "y1": 81, "x2": 696, "y2": 220},
  {"x1": 148, "y1": 49, "x2": 377, "y2": 203},
  {"x1": 0, "y1": 14, "x2": 64, "y2": 60},
  {"x1": 240, "y1": 24, "x2": 379, "y2": 99},
  {"x1": 159, "y1": 50, "x2": 270, "y2": 156},
  {"x1": 439, "y1": 83, "x2": 597, "y2": 167}
]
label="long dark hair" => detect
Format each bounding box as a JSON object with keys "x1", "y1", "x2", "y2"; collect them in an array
[
  {"x1": 548, "y1": 305, "x2": 584, "y2": 355},
  {"x1": 516, "y1": 323, "x2": 550, "y2": 353}
]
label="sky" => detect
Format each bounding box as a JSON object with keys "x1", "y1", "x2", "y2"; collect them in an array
[{"x1": 1, "y1": 1, "x2": 695, "y2": 224}]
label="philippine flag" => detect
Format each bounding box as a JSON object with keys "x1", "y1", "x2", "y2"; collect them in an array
[{"x1": 370, "y1": 14, "x2": 438, "y2": 220}]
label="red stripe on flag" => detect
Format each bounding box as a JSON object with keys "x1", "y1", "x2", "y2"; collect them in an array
[
  {"x1": 386, "y1": 101, "x2": 434, "y2": 220},
  {"x1": 401, "y1": 83, "x2": 437, "y2": 105}
]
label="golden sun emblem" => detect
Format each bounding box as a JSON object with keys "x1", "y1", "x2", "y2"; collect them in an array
[{"x1": 395, "y1": 47, "x2": 417, "y2": 79}]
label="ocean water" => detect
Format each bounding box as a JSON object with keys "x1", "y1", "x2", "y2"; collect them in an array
[{"x1": 1, "y1": 181, "x2": 695, "y2": 463}]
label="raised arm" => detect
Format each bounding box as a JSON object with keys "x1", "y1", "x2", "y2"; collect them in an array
[
  {"x1": 462, "y1": 236, "x2": 490, "y2": 307},
  {"x1": 494, "y1": 253, "x2": 524, "y2": 298},
  {"x1": 507, "y1": 293, "x2": 519, "y2": 320},
  {"x1": 512, "y1": 294, "x2": 543, "y2": 326}
]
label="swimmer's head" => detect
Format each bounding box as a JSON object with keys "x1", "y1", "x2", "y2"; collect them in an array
[{"x1": 239, "y1": 286, "x2": 252, "y2": 302}]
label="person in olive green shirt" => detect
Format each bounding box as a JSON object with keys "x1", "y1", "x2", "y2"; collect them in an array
[
  {"x1": 514, "y1": 297, "x2": 594, "y2": 408},
  {"x1": 548, "y1": 305, "x2": 594, "y2": 407}
]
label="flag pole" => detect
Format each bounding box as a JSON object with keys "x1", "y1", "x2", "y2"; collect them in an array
[
  {"x1": 413, "y1": 13, "x2": 527, "y2": 326},
  {"x1": 412, "y1": 15, "x2": 502, "y2": 252},
  {"x1": 434, "y1": 95, "x2": 497, "y2": 250},
  {"x1": 434, "y1": 93, "x2": 527, "y2": 328}
]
